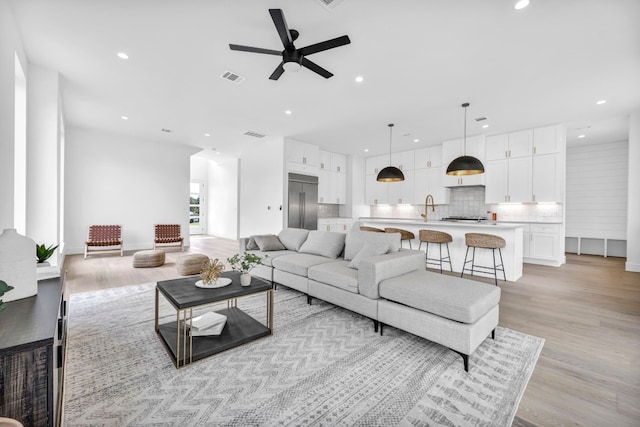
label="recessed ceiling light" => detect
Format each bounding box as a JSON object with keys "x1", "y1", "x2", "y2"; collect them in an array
[
  {"x1": 117, "y1": 52, "x2": 129, "y2": 60},
  {"x1": 596, "y1": 99, "x2": 607, "y2": 105},
  {"x1": 413, "y1": 139, "x2": 419, "y2": 143},
  {"x1": 514, "y1": 0, "x2": 530, "y2": 10},
  {"x1": 364, "y1": 149, "x2": 369, "y2": 152},
  {"x1": 355, "y1": 76, "x2": 364, "y2": 83},
  {"x1": 578, "y1": 134, "x2": 586, "y2": 138},
  {"x1": 121, "y1": 116, "x2": 128, "y2": 120},
  {"x1": 204, "y1": 133, "x2": 211, "y2": 137},
  {"x1": 482, "y1": 124, "x2": 489, "y2": 129},
  {"x1": 285, "y1": 110, "x2": 292, "y2": 115}
]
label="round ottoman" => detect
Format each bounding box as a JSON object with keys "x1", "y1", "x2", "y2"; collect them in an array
[
  {"x1": 132, "y1": 250, "x2": 165, "y2": 268},
  {"x1": 176, "y1": 253, "x2": 209, "y2": 276}
]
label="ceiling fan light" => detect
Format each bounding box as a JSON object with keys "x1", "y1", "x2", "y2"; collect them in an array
[
  {"x1": 377, "y1": 166, "x2": 405, "y2": 182},
  {"x1": 446, "y1": 155, "x2": 485, "y2": 176},
  {"x1": 283, "y1": 61, "x2": 302, "y2": 72}
]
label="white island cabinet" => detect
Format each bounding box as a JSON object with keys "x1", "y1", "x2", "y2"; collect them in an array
[{"x1": 359, "y1": 218, "x2": 524, "y2": 281}]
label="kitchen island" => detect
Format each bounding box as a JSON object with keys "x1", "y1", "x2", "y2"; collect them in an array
[{"x1": 359, "y1": 218, "x2": 524, "y2": 281}]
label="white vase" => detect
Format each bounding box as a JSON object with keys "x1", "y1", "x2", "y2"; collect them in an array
[
  {"x1": 240, "y1": 273, "x2": 251, "y2": 287},
  {"x1": 0, "y1": 229, "x2": 37, "y2": 302}
]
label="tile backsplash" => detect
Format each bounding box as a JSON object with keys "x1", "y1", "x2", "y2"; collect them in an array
[
  {"x1": 318, "y1": 203, "x2": 340, "y2": 218},
  {"x1": 369, "y1": 186, "x2": 563, "y2": 223}
]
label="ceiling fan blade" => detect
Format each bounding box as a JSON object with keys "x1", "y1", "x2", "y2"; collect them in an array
[
  {"x1": 269, "y1": 9, "x2": 294, "y2": 50},
  {"x1": 229, "y1": 44, "x2": 282, "y2": 56},
  {"x1": 269, "y1": 62, "x2": 286, "y2": 80},
  {"x1": 301, "y1": 58, "x2": 333, "y2": 79},
  {"x1": 299, "y1": 35, "x2": 351, "y2": 56}
]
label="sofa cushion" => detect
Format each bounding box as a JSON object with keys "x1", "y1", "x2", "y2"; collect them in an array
[
  {"x1": 378, "y1": 270, "x2": 501, "y2": 324},
  {"x1": 344, "y1": 226, "x2": 400, "y2": 261},
  {"x1": 272, "y1": 253, "x2": 335, "y2": 277},
  {"x1": 308, "y1": 260, "x2": 359, "y2": 294},
  {"x1": 245, "y1": 249, "x2": 293, "y2": 267},
  {"x1": 278, "y1": 228, "x2": 310, "y2": 251},
  {"x1": 347, "y1": 242, "x2": 389, "y2": 269},
  {"x1": 254, "y1": 235, "x2": 286, "y2": 251},
  {"x1": 298, "y1": 230, "x2": 346, "y2": 259}
]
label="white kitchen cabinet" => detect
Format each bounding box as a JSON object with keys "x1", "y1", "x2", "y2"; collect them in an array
[
  {"x1": 391, "y1": 150, "x2": 415, "y2": 171},
  {"x1": 365, "y1": 155, "x2": 389, "y2": 176},
  {"x1": 529, "y1": 224, "x2": 560, "y2": 261},
  {"x1": 331, "y1": 152, "x2": 347, "y2": 173},
  {"x1": 365, "y1": 174, "x2": 388, "y2": 205},
  {"x1": 318, "y1": 169, "x2": 346, "y2": 204},
  {"x1": 317, "y1": 218, "x2": 333, "y2": 232},
  {"x1": 414, "y1": 145, "x2": 442, "y2": 168},
  {"x1": 486, "y1": 130, "x2": 532, "y2": 160},
  {"x1": 287, "y1": 140, "x2": 319, "y2": 166},
  {"x1": 485, "y1": 156, "x2": 532, "y2": 203},
  {"x1": 442, "y1": 135, "x2": 486, "y2": 187},
  {"x1": 485, "y1": 160, "x2": 508, "y2": 203},
  {"x1": 319, "y1": 150, "x2": 331, "y2": 170},
  {"x1": 532, "y1": 153, "x2": 561, "y2": 202},
  {"x1": 414, "y1": 167, "x2": 449, "y2": 205},
  {"x1": 533, "y1": 124, "x2": 562, "y2": 155},
  {"x1": 388, "y1": 170, "x2": 414, "y2": 204}
]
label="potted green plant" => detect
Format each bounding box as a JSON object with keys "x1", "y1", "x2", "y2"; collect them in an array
[
  {"x1": 36, "y1": 243, "x2": 59, "y2": 266},
  {"x1": 226, "y1": 253, "x2": 265, "y2": 286},
  {"x1": 0, "y1": 280, "x2": 14, "y2": 312}
]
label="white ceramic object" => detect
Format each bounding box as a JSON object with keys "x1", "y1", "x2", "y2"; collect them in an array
[
  {"x1": 0, "y1": 229, "x2": 37, "y2": 302},
  {"x1": 195, "y1": 278, "x2": 232, "y2": 289},
  {"x1": 240, "y1": 273, "x2": 251, "y2": 286}
]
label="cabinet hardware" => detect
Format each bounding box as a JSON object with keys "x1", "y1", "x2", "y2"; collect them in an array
[
  {"x1": 374, "y1": 168, "x2": 378, "y2": 174},
  {"x1": 533, "y1": 194, "x2": 536, "y2": 202},
  {"x1": 337, "y1": 166, "x2": 340, "y2": 172},
  {"x1": 505, "y1": 150, "x2": 508, "y2": 158},
  {"x1": 509, "y1": 150, "x2": 512, "y2": 157},
  {"x1": 320, "y1": 163, "x2": 324, "y2": 169},
  {"x1": 533, "y1": 147, "x2": 537, "y2": 155},
  {"x1": 374, "y1": 199, "x2": 378, "y2": 204},
  {"x1": 303, "y1": 157, "x2": 307, "y2": 164}
]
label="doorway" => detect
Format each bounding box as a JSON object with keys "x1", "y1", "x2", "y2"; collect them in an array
[{"x1": 190, "y1": 181, "x2": 205, "y2": 235}]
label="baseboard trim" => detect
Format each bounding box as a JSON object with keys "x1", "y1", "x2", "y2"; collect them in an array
[{"x1": 625, "y1": 261, "x2": 640, "y2": 272}]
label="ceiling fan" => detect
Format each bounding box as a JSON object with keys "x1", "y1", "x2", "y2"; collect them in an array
[{"x1": 229, "y1": 9, "x2": 351, "y2": 80}]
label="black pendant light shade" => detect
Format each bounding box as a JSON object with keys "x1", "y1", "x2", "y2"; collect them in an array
[
  {"x1": 446, "y1": 103, "x2": 485, "y2": 176},
  {"x1": 377, "y1": 124, "x2": 405, "y2": 182}
]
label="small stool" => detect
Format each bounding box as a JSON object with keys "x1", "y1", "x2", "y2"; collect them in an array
[
  {"x1": 461, "y1": 233, "x2": 506, "y2": 286},
  {"x1": 360, "y1": 226, "x2": 385, "y2": 233},
  {"x1": 176, "y1": 253, "x2": 209, "y2": 275},
  {"x1": 384, "y1": 227, "x2": 415, "y2": 248},
  {"x1": 132, "y1": 250, "x2": 165, "y2": 268},
  {"x1": 418, "y1": 230, "x2": 453, "y2": 273}
]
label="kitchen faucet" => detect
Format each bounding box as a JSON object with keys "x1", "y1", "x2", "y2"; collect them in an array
[{"x1": 420, "y1": 194, "x2": 435, "y2": 222}]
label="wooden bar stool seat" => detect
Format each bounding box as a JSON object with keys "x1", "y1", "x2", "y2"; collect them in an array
[
  {"x1": 418, "y1": 230, "x2": 453, "y2": 273},
  {"x1": 461, "y1": 233, "x2": 506, "y2": 285},
  {"x1": 384, "y1": 227, "x2": 416, "y2": 249},
  {"x1": 360, "y1": 226, "x2": 385, "y2": 233}
]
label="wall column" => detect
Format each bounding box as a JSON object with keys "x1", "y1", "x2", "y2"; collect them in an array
[{"x1": 626, "y1": 109, "x2": 640, "y2": 272}]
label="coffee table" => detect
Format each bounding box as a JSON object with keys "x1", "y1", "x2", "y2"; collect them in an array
[{"x1": 155, "y1": 271, "x2": 273, "y2": 368}]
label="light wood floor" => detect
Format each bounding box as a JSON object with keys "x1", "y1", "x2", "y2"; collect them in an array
[{"x1": 62, "y1": 236, "x2": 640, "y2": 426}]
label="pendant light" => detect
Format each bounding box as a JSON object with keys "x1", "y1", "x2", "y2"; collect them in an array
[
  {"x1": 446, "y1": 103, "x2": 485, "y2": 176},
  {"x1": 377, "y1": 123, "x2": 405, "y2": 182}
]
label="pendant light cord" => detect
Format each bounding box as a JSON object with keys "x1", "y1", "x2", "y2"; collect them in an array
[
  {"x1": 462, "y1": 103, "x2": 469, "y2": 155},
  {"x1": 388, "y1": 123, "x2": 394, "y2": 163}
]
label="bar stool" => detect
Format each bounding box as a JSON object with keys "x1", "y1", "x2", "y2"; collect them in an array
[
  {"x1": 418, "y1": 230, "x2": 453, "y2": 273},
  {"x1": 384, "y1": 227, "x2": 415, "y2": 249},
  {"x1": 360, "y1": 226, "x2": 385, "y2": 233},
  {"x1": 461, "y1": 233, "x2": 506, "y2": 286}
]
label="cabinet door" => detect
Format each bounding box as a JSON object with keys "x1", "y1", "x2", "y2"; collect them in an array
[
  {"x1": 319, "y1": 150, "x2": 331, "y2": 170},
  {"x1": 333, "y1": 171, "x2": 346, "y2": 204},
  {"x1": 318, "y1": 169, "x2": 330, "y2": 203},
  {"x1": 317, "y1": 218, "x2": 333, "y2": 231},
  {"x1": 485, "y1": 159, "x2": 508, "y2": 203},
  {"x1": 486, "y1": 134, "x2": 509, "y2": 161},
  {"x1": 303, "y1": 143, "x2": 320, "y2": 167},
  {"x1": 508, "y1": 156, "x2": 533, "y2": 202},
  {"x1": 391, "y1": 150, "x2": 415, "y2": 171},
  {"x1": 413, "y1": 168, "x2": 429, "y2": 204},
  {"x1": 429, "y1": 145, "x2": 443, "y2": 167},
  {"x1": 331, "y1": 153, "x2": 347, "y2": 173},
  {"x1": 366, "y1": 155, "x2": 388, "y2": 176},
  {"x1": 533, "y1": 125, "x2": 561, "y2": 155},
  {"x1": 414, "y1": 148, "x2": 429, "y2": 169},
  {"x1": 532, "y1": 153, "x2": 560, "y2": 202},
  {"x1": 365, "y1": 174, "x2": 388, "y2": 204},
  {"x1": 530, "y1": 232, "x2": 558, "y2": 260},
  {"x1": 508, "y1": 130, "x2": 533, "y2": 158},
  {"x1": 428, "y1": 166, "x2": 448, "y2": 204}
]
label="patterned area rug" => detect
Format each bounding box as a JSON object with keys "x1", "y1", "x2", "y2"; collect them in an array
[{"x1": 62, "y1": 283, "x2": 543, "y2": 426}]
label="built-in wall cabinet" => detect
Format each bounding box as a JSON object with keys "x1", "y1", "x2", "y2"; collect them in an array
[
  {"x1": 317, "y1": 217, "x2": 353, "y2": 233},
  {"x1": 520, "y1": 223, "x2": 563, "y2": 266},
  {"x1": 442, "y1": 135, "x2": 486, "y2": 187},
  {"x1": 318, "y1": 150, "x2": 347, "y2": 204}
]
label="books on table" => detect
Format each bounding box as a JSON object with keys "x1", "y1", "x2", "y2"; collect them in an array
[{"x1": 188, "y1": 311, "x2": 227, "y2": 336}]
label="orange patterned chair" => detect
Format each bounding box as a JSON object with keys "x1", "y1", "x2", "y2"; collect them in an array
[
  {"x1": 154, "y1": 224, "x2": 184, "y2": 251},
  {"x1": 84, "y1": 225, "x2": 123, "y2": 259}
]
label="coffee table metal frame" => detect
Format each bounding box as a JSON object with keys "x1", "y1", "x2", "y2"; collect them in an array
[{"x1": 154, "y1": 271, "x2": 273, "y2": 368}]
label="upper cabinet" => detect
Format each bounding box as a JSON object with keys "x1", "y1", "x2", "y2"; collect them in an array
[
  {"x1": 486, "y1": 130, "x2": 532, "y2": 160},
  {"x1": 442, "y1": 135, "x2": 486, "y2": 187},
  {"x1": 365, "y1": 154, "x2": 389, "y2": 176},
  {"x1": 318, "y1": 150, "x2": 347, "y2": 204},
  {"x1": 320, "y1": 150, "x2": 346, "y2": 173},
  {"x1": 414, "y1": 145, "x2": 442, "y2": 168},
  {"x1": 390, "y1": 150, "x2": 415, "y2": 171},
  {"x1": 287, "y1": 140, "x2": 319, "y2": 167},
  {"x1": 533, "y1": 124, "x2": 563, "y2": 155}
]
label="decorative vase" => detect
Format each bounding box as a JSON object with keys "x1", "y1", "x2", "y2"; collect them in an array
[
  {"x1": 240, "y1": 272, "x2": 251, "y2": 287},
  {"x1": 0, "y1": 229, "x2": 37, "y2": 302}
]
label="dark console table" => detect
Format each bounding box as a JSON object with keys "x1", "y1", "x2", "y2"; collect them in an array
[{"x1": 0, "y1": 278, "x2": 66, "y2": 427}]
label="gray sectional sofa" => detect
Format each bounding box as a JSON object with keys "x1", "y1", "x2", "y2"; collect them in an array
[{"x1": 239, "y1": 222, "x2": 500, "y2": 371}]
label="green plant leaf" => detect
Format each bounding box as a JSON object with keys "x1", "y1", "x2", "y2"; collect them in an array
[
  {"x1": 0, "y1": 280, "x2": 14, "y2": 297},
  {"x1": 36, "y1": 243, "x2": 59, "y2": 263}
]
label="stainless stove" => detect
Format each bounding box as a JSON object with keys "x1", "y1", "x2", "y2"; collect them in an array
[{"x1": 440, "y1": 216, "x2": 487, "y2": 223}]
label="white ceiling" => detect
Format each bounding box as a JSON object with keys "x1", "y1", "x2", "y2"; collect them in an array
[{"x1": 10, "y1": 0, "x2": 640, "y2": 160}]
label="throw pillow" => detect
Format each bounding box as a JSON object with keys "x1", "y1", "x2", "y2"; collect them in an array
[
  {"x1": 298, "y1": 230, "x2": 346, "y2": 259},
  {"x1": 347, "y1": 243, "x2": 389, "y2": 269},
  {"x1": 278, "y1": 228, "x2": 310, "y2": 251},
  {"x1": 344, "y1": 226, "x2": 401, "y2": 260},
  {"x1": 246, "y1": 236, "x2": 260, "y2": 251},
  {"x1": 254, "y1": 235, "x2": 286, "y2": 251}
]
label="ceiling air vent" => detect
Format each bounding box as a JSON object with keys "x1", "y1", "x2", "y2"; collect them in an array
[
  {"x1": 244, "y1": 131, "x2": 266, "y2": 138},
  {"x1": 314, "y1": 0, "x2": 346, "y2": 10},
  {"x1": 161, "y1": 128, "x2": 173, "y2": 133},
  {"x1": 474, "y1": 117, "x2": 487, "y2": 122},
  {"x1": 221, "y1": 71, "x2": 245, "y2": 84}
]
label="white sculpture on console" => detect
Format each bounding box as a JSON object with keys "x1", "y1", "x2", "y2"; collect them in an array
[{"x1": 0, "y1": 229, "x2": 37, "y2": 302}]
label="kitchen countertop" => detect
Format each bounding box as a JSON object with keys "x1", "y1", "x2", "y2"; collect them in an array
[{"x1": 359, "y1": 217, "x2": 525, "y2": 229}]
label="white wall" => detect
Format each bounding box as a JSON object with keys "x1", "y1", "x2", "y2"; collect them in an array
[
  {"x1": 627, "y1": 110, "x2": 640, "y2": 272},
  {"x1": 238, "y1": 137, "x2": 284, "y2": 237},
  {"x1": 27, "y1": 64, "x2": 61, "y2": 264},
  {"x1": 64, "y1": 128, "x2": 199, "y2": 253},
  {"x1": 208, "y1": 158, "x2": 239, "y2": 239},
  {"x1": 0, "y1": 2, "x2": 28, "y2": 230}
]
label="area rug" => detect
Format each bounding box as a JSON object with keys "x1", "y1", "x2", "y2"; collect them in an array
[{"x1": 62, "y1": 283, "x2": 543, "y2": 426}]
